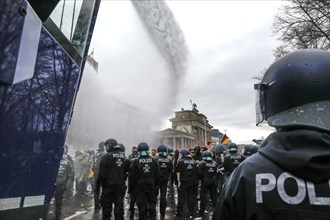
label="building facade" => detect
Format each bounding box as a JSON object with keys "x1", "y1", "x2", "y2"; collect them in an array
[{"x1": 158, "y1": 109, "x2": 213, "y2": 150}]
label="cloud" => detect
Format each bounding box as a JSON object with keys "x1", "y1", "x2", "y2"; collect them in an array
[{"x1": 166, "y1": 1, "x2": 283, "y2": 143}]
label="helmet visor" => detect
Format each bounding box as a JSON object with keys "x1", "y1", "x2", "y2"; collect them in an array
[
  {"x1": 268, "y1": 100, "x2": 330, "y2": 131},
  {"x1": 254, "y1": 83, "x2": 268, "y2": 126}
]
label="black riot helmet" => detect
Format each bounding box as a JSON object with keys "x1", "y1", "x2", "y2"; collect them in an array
[
  {"x1": 228, "y1": 143, "x2": 238, "y2": 153},
  {"x1": 202, "y1": 150, "x2": 212, "y2": 161},
  {"x1": 104, "y1": 138, "x2": 120, "y2": 152},
  {"x1": 157, "y1": 144, "x2": 168, "y2": 157},
  {"x1": 254, "y1": 49, "x2": 330, "y2": 131},
  {"x1": 118, "y1": 143, "x2": 125, "y2": 152},
  {"x1": 167, "y1": 146, "x2": 174, "y2": 156},
  {"x1": 137, "y1": 142, "x2": 149, "y2": 156},
  {"x1": 180, "y1": 149, "x2": 190, "y2": 158}
]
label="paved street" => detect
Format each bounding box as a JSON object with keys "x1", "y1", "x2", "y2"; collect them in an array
[{"x1": 47, "y1": 186, "x2": 214, "y2": 220}]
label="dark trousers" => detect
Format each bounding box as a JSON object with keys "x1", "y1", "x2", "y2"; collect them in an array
[
  {"x1": 136, "y1": 186, "x2": 157, "y2": 220},
  {"x1": 93, "y1": 171, "x2": 101, "y2": 210},
  {"x1": 199, "y1": 182, "x2": 218, "y2": 213},
  {"x1": 176, "y1": 183, "x2": 195, "y2": 217},
  {"x1": 217, "y1": 174, "x2": 226, "y2": 197},
  {"x1": 159, "y1": 178, "x2": 169, "y2": 217},
  {"x1": 100, "y1": 185, "x2": 124, "y2": 220},
  {"x1": 129, "y1": 189, "x2": 137, "y2": 213},
  {"x1": 55, "y1": 183, "x2": 66, "y2": 220}
]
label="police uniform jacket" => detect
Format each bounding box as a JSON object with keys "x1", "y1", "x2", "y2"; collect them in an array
[
  {"x1": 175, "y1": 156, "x2": 197, "y2": 186},
  {"x1": 97, "y1": 149, "x2": 128, "y2": 188},
  {"x1": 129, "y1": 154, "x2": 160, "y2": 189},
  {"x1": 56, "y1": 156, "x2": 72, "y2": 185},
  {"x1": 156, "y1": 155, "x2": 173, "y2": 182},
  {"x1": 198, "y1": 159, "x2": 218, "y2": 185},
  {"x1": 223, "y1": 151, "x2": 245, "y2": 173},
  {"x1": 213, "y1": 129, "x2": 330, "y2": 220}
]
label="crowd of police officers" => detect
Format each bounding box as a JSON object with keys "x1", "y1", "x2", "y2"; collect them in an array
[
  {"x1": 56, "y1": 137, "x2": 256, "y2": 220},
  {"x1": 53, "y1": 138, "x2": 257, "y2": 220}
]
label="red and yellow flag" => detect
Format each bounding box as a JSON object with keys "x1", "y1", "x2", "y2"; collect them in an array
[{"x1": 221, "y1": 134, "x2": 230, "y2": 144}]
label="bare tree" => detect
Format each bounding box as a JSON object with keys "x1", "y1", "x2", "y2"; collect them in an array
[
  {"x1": 273, "y1": 0, "x2": 330, "y2": 55},
  {"x1": 254, "y1": 0, "x2": 329, "y2": 80}
]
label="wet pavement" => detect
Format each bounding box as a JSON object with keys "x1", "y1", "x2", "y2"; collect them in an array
[{"x1": 47, "y1": 186, "x2": 214, "y2": 220}]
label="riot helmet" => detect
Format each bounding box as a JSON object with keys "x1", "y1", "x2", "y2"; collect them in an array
[
  {"x1": 167, "y1": 146, "x2": 174, "y2": 156},
  {"x1": 104, "y1": 138, "x2": 119, "y2": 152},
  {"x1": 137, "y1": 142, "x2": 149, "y2": 156},
  {"x1": 180, "y1": 149, "x2": 190, "y2": 158},
  {"x1": 97, "y1": 141, "x2": 105, "y2": 152},
  {"x1": 157, "y1": 145, "x2": 168, "y2": 157},
  {"x1": 228, "y1": 143, "x2": 238, "y2": 153},
  {"x1": 118, "y1": 143, "x2": 125, "y2": 152},
  {"x1": 202, "y1": 150, "x2": 212, "y2": 161},
  {"x1": 254, "y1": 49, "x2": 330, "y2": 131}
]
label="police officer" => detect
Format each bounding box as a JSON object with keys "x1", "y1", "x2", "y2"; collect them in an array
[
  {"x1": 55, "y1": 153, "x2": 73, "y2": 220},
  {"x1": 63, "y1": 144, "x2": 75, "y2": 197},
  {"x1": 210, "y1": 144, "x2": 226, "y2": 197},
  {"x1": 175, "y1": 149, "x2": 198, "y2": 219},
  {"x1": 127, "y1": 147, "x2": 138, "y2": 219},
  {"x1": 213, "y1": 49, "x2": 330, "y2": 219},
  {"x1": 129, "y1": 142, "x2": 160, "y2": 220},
  {"x1": 156, "y1": 145, "x2": 173, "y2": 219},
  {"x1": 95, "y1": 138, "x2": 129, "y2": 220},
  {"x1": 93, "y1": 141, "x2": 105, "y2": 212},
  {"x1": 222, "y1": 143, "x2": 245, "y2": 177},
  {"x1": 198, "y1": 151, "x2": 218, "y2": 217}
]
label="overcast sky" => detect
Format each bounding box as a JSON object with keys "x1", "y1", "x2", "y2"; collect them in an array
[{"x1": 89, "y1": 0, "x2": 285, "y2": 144}]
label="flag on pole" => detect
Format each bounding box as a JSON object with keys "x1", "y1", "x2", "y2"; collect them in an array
[{"x1": 221, "y1": 134, "x2": 229, "y2": 144}]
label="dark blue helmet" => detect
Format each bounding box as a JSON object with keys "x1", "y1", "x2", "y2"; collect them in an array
[
  {"x1": 157, "y1": 145, "x2": 168, "y2": 157},
  {"x1": 104, "y1": 138, "x2": 119, "y2": 152},
  {"x1": 167, "y1": 146, "x2": 174, "y2": 156},
  {"x1": 118, "y1": 143, "x2": 125, "y2": 152},
  {"x1": 254, "y1": 49, "x2": 330, "y2": 131},
  {"x1": 137, "y1": 142, "x2": 149, "y2": 156},
  {"x1": 202, "y1": 150, "x2": 212, "y2": 161},
  {"x1": 180, "y1": 149, "x2": 190, "y2": 157},
  {"x1": 228, "y1": 143, "x2": 238, "y2": 152}
]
